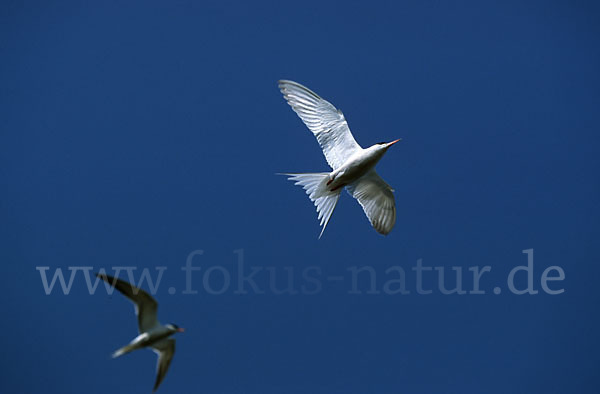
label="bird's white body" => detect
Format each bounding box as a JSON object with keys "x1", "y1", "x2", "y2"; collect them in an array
[
  {"x1": 113, "y1": 326, "x2": 176, "y2": 357},
  {"x1": 327, "y1": 144, "x2": 388, "y2": 191},
  {"x1": 278, "y1": 80, "x2": 400, "y2": 237}
]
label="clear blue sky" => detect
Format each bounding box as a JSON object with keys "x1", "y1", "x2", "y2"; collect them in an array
[{"x1": 1, "y1": 1, "x2": 599, "y2": 393}]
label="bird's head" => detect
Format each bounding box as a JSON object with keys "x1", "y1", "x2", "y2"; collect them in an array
[
  {"x1": 167, "y1": 323, "x2": 185, "y2": 333},
  {"x1": 377, "y1": 139, "x2": 402, "y2": 150},
  {"x1": 372, "y1": 139, "x2": 401, "y2": 157}
]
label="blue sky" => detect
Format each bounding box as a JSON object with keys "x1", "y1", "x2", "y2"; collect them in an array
[{"x1": 1, "y1": 0, "x2": 599, "y2": 393}]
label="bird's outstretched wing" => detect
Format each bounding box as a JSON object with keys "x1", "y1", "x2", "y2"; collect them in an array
[
  {"x1": 278, "y1": 80, "x2": 363, "y2": 170},
  {"x1": 96, "y1": 273, "x2": 159, "y2": 333},
  {"x1": 346, "y1": 170, "x2": 396, "y2": 235},
  {"x1": 151, "y1": 339, "x2": 175, "y2": 392}
]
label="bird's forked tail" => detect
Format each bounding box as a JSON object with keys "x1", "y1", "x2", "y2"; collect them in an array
[
  {"x1": 112, "y1": 343, "x2": 138, "y2": 358},
  {"x1": 281, "y1": 173, "x2": 341, "y2": 238}
]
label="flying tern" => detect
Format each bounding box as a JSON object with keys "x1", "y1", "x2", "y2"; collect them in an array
[
  {"x1": 96, "y1": 273, "x2": 184, "y2": 392},
  {"x1": 278, "y1": 80, "x2": 400, "y2": 237}
]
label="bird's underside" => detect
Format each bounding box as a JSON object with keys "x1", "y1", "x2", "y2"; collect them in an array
[{"x1": 278, "y1": 80, "x2": 397, "y2": 237}]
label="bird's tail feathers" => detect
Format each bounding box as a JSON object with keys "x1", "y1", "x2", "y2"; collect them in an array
[
  {"x1": 112, "y1": 343, "x2": 137, "y2": 358},
  {"x1": 280, "y1": 173, "x2": 341, "y2": 238}
]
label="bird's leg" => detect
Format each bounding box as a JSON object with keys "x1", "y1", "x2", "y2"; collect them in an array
[
  {"x1": 331, "y1": 183, "x2": 346, "y2": 191},
  {"x1": 326, "y1": 170, "x2": 340, "y2": 186}
]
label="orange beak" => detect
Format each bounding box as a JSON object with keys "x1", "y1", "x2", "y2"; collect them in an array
[
  {"x1": 387, "y1": 139, "x2": 401, "y2": 147},
  {"x1": 177, "y1": 327, "x2": 185, "y2": 332}
]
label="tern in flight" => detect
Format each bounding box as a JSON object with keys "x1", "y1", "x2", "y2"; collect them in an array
[
  {"x1": 96, "y1": 273, "x2": 184, "y2": 392},
  {"x1": 278, "y1": 80, "x2": 400, "y2": 237}
]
